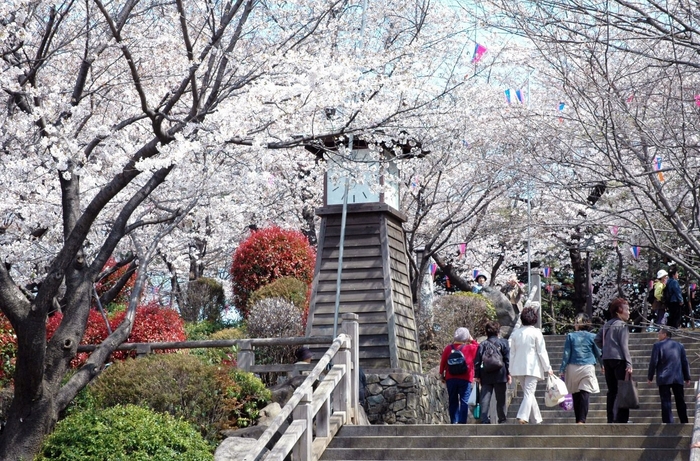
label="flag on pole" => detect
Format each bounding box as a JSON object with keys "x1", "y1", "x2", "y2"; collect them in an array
[
  {"x1": 515, "y1": 89, "x2": 524, "y2": 103},
  {"x1": 543, "y1": 267, "x2": 551, "y2": 278},
  {"x1": 653, "y1": 156, "x2": 665, "y2": 182},
  {"x1": 630, "y1": 246, "x2": 641, "y2": 259},
  {"x1": 472, "y1": 43, "x2": 487, "y2": 63}
]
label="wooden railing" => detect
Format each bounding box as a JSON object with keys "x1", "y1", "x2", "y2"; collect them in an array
[
  {"x1": 690, "y1": 380, "x2": 700, "y2": 460},
  {"x1": 243, "y1": 313, "x2": 360, "y2": 461},
  {"x1": 78, "y1": 313, "x2": 361, "y2": 461}
]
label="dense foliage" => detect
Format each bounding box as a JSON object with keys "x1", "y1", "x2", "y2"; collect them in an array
[
  {"x1": 87, "y1": 354, "x2": 270, "y2": 440},
  {"x1": 37, "y1": 404, "x2": 213, "y2": 461},
  {"x1": 45, "y1": 303, "x2": 186, "y2": 366},
  {"x1": 230, "y1": 227, "x2": 315, "y2": 318},
  {"x1": 182, "y1": 278, "x2": 227, "y2": 323},
  {"x1": 431, "y1": 292, "x2": 497, "y2": 348}
]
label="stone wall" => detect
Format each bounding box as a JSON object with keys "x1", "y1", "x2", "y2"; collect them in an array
[{"x1": 364, "y1": 371, "x2": 449, "y2": 424}]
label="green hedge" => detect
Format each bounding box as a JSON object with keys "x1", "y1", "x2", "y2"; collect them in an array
[{"x1": 38, "y1": 404, "x2": 213, "y2": 461}]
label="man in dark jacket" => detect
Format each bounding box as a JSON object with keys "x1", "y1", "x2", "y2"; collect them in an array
[
  {"x1": 647, "y1": 328, "x2": 691, "y2": 423},
  {"x1": 665, "y1": 268, "x2": 684, "y2": 328}
]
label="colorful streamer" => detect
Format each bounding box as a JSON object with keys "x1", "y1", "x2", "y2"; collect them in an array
[
  {"x1": 472, "y1": 43, "x2": 487, "y2": 63},
  {"x1": 429, "y1": 263, "x2": 438, "y2": 276},
  {"x1": 458, "y1": 243, "x2": 466, "y2": 256},
  {"x1": 630, "y1": 246, "x2": 640, "y2": 259},
  {"x1": 653, "y1": 156, "x2": 665, "y2": 182},
  {"x1": 543, "y1": 267, "x2": 551, "y2": 278},
  {"x1": 695, "y1": 95, "x2": 700, "y2": 107},
  {"x1": 515, "y1": 89, "x2": 524, "y2": 103},
  {"x1": 504, "y1": 89, "x2": 512, "y2": 104},
  {"x1": 472, "y1": 269, "x2": 480, "y2": 280}
]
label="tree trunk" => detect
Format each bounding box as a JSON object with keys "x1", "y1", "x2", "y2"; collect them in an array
[
  {"x1": 569, "y1": 246, "x2": 587, "y2": 314},
  {"x1": 0, "y1": 392, "x2": 57, "y2": 460}
]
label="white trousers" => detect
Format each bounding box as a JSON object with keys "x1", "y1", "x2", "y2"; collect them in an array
[{"x1": 515, "y1": 375, "x2": 542, "y2": 424}]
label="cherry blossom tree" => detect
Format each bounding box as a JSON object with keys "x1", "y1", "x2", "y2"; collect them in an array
[{"x1": 0, "y1": 0, "x2": 477, "y2": 457}]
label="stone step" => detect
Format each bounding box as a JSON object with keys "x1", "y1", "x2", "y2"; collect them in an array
[{"x1": 322, "y1": 424, "x2": 691, "y2": 461}]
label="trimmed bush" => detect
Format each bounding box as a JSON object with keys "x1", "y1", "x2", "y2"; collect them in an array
[
  {"x1": 249, "y1": 276, "x2": 308, "y2": 311},
  {"x1": 87, "y1": 353, "x2": 270, "y2": 440},
  {"x1": 431, "y1": 292, "x2": 497, "y2": 348},
  {"x1": 37, "y1": 404, "x2": 213, "y2": 461},
  {"x1": 192, "y1": 327, "x2": 247, "y2": 366},
  {"x1": 246, "y1": 297, "x2": 304, "y2": 384},
  {"x1": 46, "y1": 302, "x2": 187, "y2": 366},
  {"x1": 230, "y1": 226, "x2": 315, "y2": 318},
  {"x1": 182, "y1": 277, "x2": 226, "y2": 323}
]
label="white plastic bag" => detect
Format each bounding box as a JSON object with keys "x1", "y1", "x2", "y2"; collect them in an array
[
  {"x1": 468, "y1": 383, "x2": 478, "y2": 406},
  {"x1": 544, "y1": 374, "x2": 568, "y2": 407}
]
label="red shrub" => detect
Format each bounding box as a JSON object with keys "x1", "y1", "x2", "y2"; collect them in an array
[
  {"x1": 230, "y1": 226, "x2": 316, "y2": 318},
  {"x1": 46, "y1": 302, "x2": 186, "y2": 366},
  {"x1": 0, "y1": 314, "x2": 17, "y2": 386}
]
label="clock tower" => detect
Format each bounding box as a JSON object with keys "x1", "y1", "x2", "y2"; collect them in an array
[{"x1": 305, "y1": 135, "x2": 422, "y2": 372}]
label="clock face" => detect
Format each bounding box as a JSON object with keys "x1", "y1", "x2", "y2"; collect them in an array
[
  {"x1": 324, "y1": 147, "x2": 398, "y2": 207},
  {"x1": 326, "y1": 175, "x2": 380, "y2": 205}
]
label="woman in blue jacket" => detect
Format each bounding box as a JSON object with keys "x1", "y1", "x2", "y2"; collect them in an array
[{"x1": 560, "y1": 313, "x2": 601, "y2": 423}]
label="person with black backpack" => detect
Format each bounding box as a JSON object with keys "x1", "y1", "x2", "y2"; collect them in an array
[
  {"x1": 474, "y1": 320, "x2": 510, "y2": 424},
  {"x1": 439, "y1": 327, "x2": 478, "y2": 424}
]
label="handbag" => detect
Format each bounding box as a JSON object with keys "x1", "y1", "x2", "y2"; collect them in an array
[
  {"x1": 467, "y1": 383, "x2": 478, "y2": 406},
  {"x1": 559, "y1": 393, "x2": 573, "y2": 411},
  {"x1": 617, "y1": 373, "x2": 640, "y2": 409},
  {"x1": 544, "y1": 374, "x2": 568, "y2": 407}
]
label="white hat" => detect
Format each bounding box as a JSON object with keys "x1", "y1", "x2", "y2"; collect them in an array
[{"x1": 657, "y1": 269, "x2": 668, "y2": 279}]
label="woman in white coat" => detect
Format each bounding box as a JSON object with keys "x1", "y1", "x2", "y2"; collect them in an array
[{"x1": 509, "y1": 306, "x2": 554, "y2": 424}]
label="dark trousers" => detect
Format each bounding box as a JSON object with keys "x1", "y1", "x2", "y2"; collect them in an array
[
  {"x1": 603, "y1": 359, "x2": 629, "y2": 423},
  {"x1": 446, "y1": 379, "x2": 471, "y2": 424},
  {"x1": 659, "y1": 383, "x2": 688, "y2": 423},
  {"x1": 572, "y1": 390, "x2": 590, "y2": 423},
  {"x1": 667, "y1": 302, "x2": 684, "y2": 328},
  {"x1": 479, "y1": 382, "x2": 507, "y2": 424}
]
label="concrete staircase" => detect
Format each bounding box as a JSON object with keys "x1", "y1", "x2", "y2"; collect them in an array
[{"x1": 321, "y1": 331, "x2": 700, "y2": 460}]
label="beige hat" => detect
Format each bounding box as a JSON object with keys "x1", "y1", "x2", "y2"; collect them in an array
[{"x1": 657, "y1": 269, "x2": 668, "y2": 279}]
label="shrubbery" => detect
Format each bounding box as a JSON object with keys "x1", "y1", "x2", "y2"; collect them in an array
[
  {"x1": 182, "y1": 277, "x2": 226, "y2": 323},
  {"x1": 192, "y1": 327, "x2": 247, "y2": 366},
  {"x1": 46, "y1": 302, "x2": 186, "y2": 366},
  {"x1": 246, "y1": 298, "x2": 304, "y2": 374},
  {"x1": 0, "y1": 314, "x2": 16, "y2": 386},
  {"x1": 230, "y1": 226, "x2": 315, "y2": 318},
  {"x1": 431, "y1": 292, "x2": 497, "y2": 348},
  {"x1": 249, "y1": 276, "x2": 310, "y2": 323},
  {"x1": 37, "y1": 404, "x2": 213, "y2": 461},
  {"x1": 87, "y1": 353, "x2": 270, "y2": 440}
]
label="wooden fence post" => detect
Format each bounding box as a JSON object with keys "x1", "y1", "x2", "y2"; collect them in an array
[
  {"x1": 341, "y1": 313, "x2": 359, "y2": 424},
  {"x1": 292, "y1": 388, "x2": 312, "y2": 461},
  {"x1": 238, "y1": 340, "x2": 254, "y2": 371}
]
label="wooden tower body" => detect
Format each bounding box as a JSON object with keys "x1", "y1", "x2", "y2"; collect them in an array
[{"x1": 306, "y1": 203, "x2": 422, "y2": 372}]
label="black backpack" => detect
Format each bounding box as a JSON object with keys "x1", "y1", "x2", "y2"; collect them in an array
[
  {"x1": 646, "y1": 287, "x2": 656, "y2": 304},
  {"x1": 447, "y1": 344, "x2": 468, "y2": 375},
  {"x1": 481, "y1": 340, "x2": 504, "y2": 372},
  {"x1": 662, "y1": 284, "x2": 672, "y2": 305}
]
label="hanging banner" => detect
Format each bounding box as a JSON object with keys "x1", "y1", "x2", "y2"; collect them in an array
[
  {"x1": 630, "y1": 246, "x2": 640, "y2": 259},
  {"x1": 472, "y1": 269, "x2": 480, "y2": 280},
  {"x1": 543, "y1": 267, "x2": 551, "y2": 278}
]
